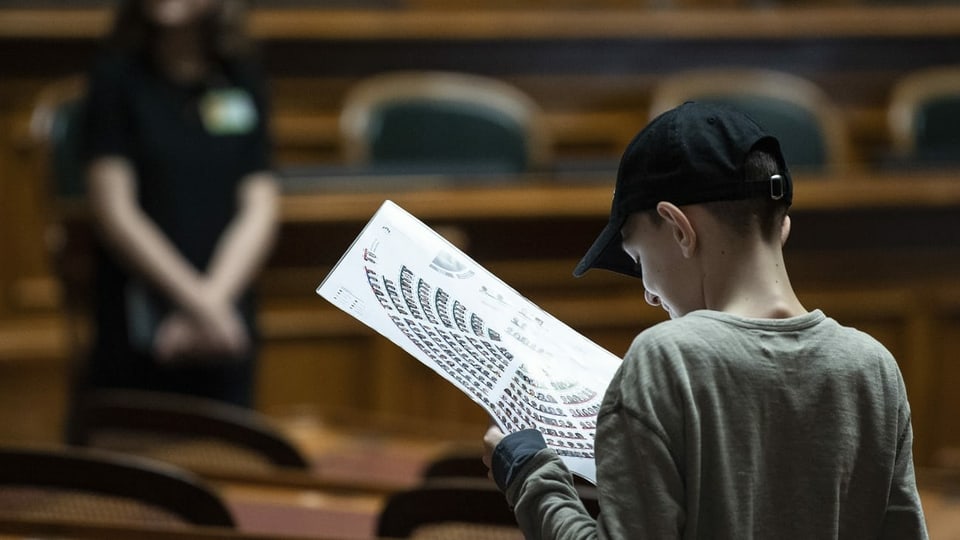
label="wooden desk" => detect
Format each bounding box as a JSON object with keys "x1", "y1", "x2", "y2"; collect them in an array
[
  {"x1": 52, "y1": 169, "x2": 960, "y2": 282},
  {"x1": 54, "y1": 169, "x2": 960, "y2": 235},
  {"x1": 220, "y1": 483, "x2": 380, "y2": 540},
  {"x1": 268, "y1": 170, "x2": 960, "y2": 277},
  {"x1": 277, "y1": 171, "x2": 960, "y2": 223},
  {"x1": 3, "y1": 6, "x2": 960, "y2": 40}
]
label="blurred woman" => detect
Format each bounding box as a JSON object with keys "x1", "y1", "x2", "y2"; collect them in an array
[{"x1": 78, "y1": 0, "x2": 278, "y2": 408}]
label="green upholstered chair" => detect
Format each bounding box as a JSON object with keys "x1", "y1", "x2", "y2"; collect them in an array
[
  {"x1": 30, "y1": 76, "x2": 92, "y2": 319},
  {"x1": 888, "y1": 66, "x2": 960, "y2": 166},
  {"x1": 31, "y1": 78, "x2": 99, "y2": 441},
  {"x1": 340, "y1": 71, "x2": 551, "y2": 174},
  {"x1": 30, "y1": 77, "x2": 97, "y2": 432},
  {"x1": 649, "y1": 69, "x2": 853, "y2": 174},
  {"x1": 31, "y1": 76, "x2": 88, "y2": 200}
]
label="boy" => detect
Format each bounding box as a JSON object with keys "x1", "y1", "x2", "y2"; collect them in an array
[{"x1": 482, "y1": 102, "x2": 928, "y2": 539}]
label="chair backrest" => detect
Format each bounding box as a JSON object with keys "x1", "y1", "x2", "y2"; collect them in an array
[
  {"x1": 340, "y1": 71, "x2": 551, "y2": 173},
  {"x1": 31, "y1": 75, "x2": 88, "y2": 200},
  {"x1": 29, "y1": 75, "x2": 95, "y2": 332},
  {"x1": 422, "y1": 448, "x2": 598, "y2": 489},
  {"x1": 70, "y1": 389, "x2": 311, "y2": 474},
  {"x1": 888, "y1": 65, "x2": 960, "y2": 165},
  {"x1": 376, "y1": 477, "x2": 520, "y2": 538},
  {"x1": 31, "y1": 77, "x2": 98, "y2": 426},
  {"x1": 376, "y1": 476, "x2": 599, "y2": 538},
  {"x1": 649, "y1": 68, "x2": 853, "y2": 174},
  {"x1": 0, "y1": 446, "x2": 234, "y2": 527},
  {"x1": 421, "y1": 449, "x2": 490, "y2": 479}
]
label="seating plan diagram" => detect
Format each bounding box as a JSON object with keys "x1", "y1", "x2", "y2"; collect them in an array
[{"x1": 318, "y1": 201, "x2": 620, "y2": 483}]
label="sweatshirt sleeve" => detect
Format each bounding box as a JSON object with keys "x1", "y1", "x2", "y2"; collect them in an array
[
  {"x1": 590, "y1": 393, "x2": 685, "y2": 539},
  {"x1": 505, "y1": 447, "x2": 601, "y2": 540},
  {"x1": 879, "y1": 401, "x2": 929, "y2": 540},
  {"x1": 499, "y1": 380, "x2": 685, "y2": 539}
]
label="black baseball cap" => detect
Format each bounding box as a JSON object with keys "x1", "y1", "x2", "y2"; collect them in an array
[{"x1": 573, "y1": 101, "x2": 792, "y2": 278}]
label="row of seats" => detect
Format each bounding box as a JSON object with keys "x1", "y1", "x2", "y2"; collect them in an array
[
  {"x1": 343, "y1": 66, "x2": 960, "y2": 175},
  {"x1": 27, "y1": 66, "x2": 960, "y2": 344},
  {"x1": 3, "y1": 391, "x2": 959, "y2": 538},
  {"x1": 32, "y1": 65, "x2": 960, "y2": 199},
  {"x1": 0, "y1": 389, "x2": 308, "y2": 529},
  {"x1": 0, "y1": 388, "x2": 551, "y2": 538}
]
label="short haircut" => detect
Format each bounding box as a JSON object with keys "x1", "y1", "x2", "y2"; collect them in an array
[{"x1": 645, "y1": 149, "x2": 789, "y2": 240}]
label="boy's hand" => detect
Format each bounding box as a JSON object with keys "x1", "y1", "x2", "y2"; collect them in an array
[{"x1": 482, "y1": 425, "x2": 506, "y2": 481}]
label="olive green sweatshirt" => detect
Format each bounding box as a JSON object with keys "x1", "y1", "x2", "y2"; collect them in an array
[{"x1": 500, "y1": 310, "x2": 928, "y2": 539}]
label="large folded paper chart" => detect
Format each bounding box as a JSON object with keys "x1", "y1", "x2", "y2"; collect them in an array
[{"x1": 316, "y1": 200, "x2": 621, "y2": 484}]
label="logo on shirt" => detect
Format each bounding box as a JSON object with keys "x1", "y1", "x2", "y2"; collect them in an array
[{"x1": 199, "y1": 88, "x2": 258, "y2": 135}]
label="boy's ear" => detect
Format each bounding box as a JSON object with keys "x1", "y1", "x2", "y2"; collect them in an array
[
  {"x1": 656, "y1": 202, "x2": 697, "y2": 257},
  {"x1": 780, "y1": 215, "x2": 792, "y2": 247}
]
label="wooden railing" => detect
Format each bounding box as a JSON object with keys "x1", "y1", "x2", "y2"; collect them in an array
[{"x1": 1, "y1": 6, "x2": 960, "y2": 40}]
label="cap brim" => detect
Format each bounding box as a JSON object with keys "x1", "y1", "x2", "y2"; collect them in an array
[{"x1": 573, "y1": 216, "x2": 641, "y2": 278}]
